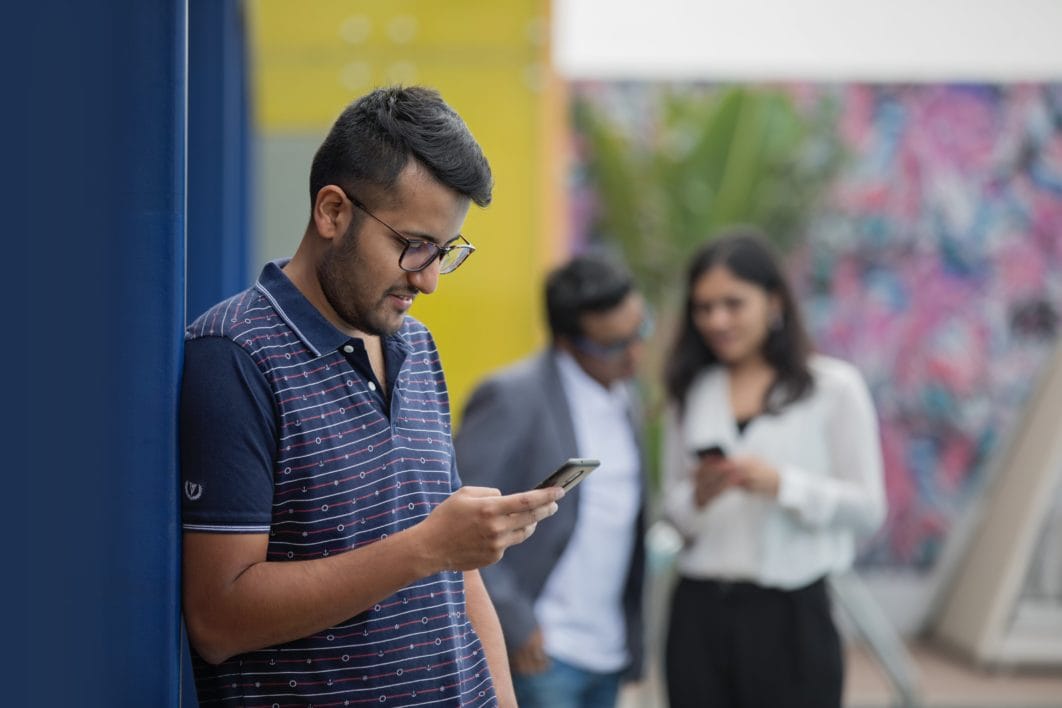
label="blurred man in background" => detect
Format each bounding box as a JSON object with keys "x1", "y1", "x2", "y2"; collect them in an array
[{"x1": 456, "y1": 252, "x2": 649, "y2": 707}]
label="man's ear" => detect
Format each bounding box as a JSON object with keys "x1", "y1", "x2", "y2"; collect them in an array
[{"x1": 312, "y1": 185, "x2": 348, "y2": 241}]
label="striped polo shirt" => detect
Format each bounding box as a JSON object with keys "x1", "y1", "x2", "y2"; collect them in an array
[{"x1": 180, "y1": 260, "x2": 496, "y2": 707}]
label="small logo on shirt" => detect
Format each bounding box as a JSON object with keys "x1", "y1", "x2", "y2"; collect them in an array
[{"x1": 184, "y1": 481, "x2": 204, "y2": 501}]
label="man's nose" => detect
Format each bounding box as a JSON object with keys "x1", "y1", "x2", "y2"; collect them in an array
[{"x1": 407, "y1": 258, "x2": 441, "y2": 295}]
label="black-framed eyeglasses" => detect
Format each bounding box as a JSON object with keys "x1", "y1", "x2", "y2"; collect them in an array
[
  {"x1": 571, "y1": 312, "x2": 654, "y2": 361},
  {"x1": 339, "y1": 187, "x2": 475, "y2": 274}
]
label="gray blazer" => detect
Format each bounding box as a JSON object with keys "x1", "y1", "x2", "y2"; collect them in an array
[{"x1": 454, "y1": 351, "x2": 646, "y2": 679}]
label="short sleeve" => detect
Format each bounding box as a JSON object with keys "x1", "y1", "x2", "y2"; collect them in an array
[{"x1": 180, "y1": 336, "x2": 277, "y2": 532}]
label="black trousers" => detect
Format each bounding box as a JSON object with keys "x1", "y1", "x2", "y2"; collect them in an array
[{"x1": 665, "y1": 576, "x2": 843, "y2": 708}]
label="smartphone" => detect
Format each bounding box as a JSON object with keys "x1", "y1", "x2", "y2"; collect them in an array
[
  {"x1": 534, "y1": 457, "x2": 601, "y2": 492},
  {"x1": 693, "y1": 444, "x2": 727, "y2": 459}
]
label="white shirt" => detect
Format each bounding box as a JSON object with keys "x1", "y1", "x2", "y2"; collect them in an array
[
  {"x1": 662, "y1": 355, "x2": 886, "y2": 589},
  {"x1": 534, "y1": 350, "x2": 642, "y2": 672}
]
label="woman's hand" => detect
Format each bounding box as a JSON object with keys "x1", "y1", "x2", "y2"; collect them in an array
[
  {"x1": 692, "y1": 456, "x2": 741, "y2": 507},
  {"x1": 691, "y1": 453, "x2": 781, "y2": 507},
  {"x1": 730, "y1": 455, "x2": 780, "y2": 498}
]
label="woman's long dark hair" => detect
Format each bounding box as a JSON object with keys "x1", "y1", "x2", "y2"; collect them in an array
[{"x1": 664, "y1": 226, "x2": 814, "y2": 414}]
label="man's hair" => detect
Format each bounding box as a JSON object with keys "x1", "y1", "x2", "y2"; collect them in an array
[
  {"x1": 309, "y1": 85, "x2": 493, "y2": 209},
  {"x1": 545, "y1": 251, "x2": 635, "y2": 340}
]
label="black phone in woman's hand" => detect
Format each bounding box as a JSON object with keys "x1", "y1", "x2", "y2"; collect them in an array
[{"x1": 694, "y1": 444, "x2": 727, "y2": 459}]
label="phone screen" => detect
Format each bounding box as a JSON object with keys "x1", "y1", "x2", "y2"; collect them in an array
[{"x1": 534, "y1": 458, "x2": 601, "y2": 492}]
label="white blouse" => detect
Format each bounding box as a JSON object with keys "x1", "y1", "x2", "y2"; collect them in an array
[{"x1": 661, "y1": 355, "x2": 887, "y2": 589}]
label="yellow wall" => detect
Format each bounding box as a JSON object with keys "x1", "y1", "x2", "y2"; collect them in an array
[{"x1": 251, "y1": 0, "x2": 567, "y2": 421}]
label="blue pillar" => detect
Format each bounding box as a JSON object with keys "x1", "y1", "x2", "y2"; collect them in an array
[
  {"x1": 4, "y1": 2, "x2": 186, "y2": 706},
  {"x1": 184, "y1": 2, "x2": 253, "y2": 703},
  {"x1": 189, "y1": 0, "x2": 252, "y2": 321}
]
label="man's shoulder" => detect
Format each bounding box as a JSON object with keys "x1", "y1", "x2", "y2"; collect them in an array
[
  {"x1": 395, "y1": 317, "x2": 445, "y2": 362},
  {"x1": 477, "y1": 349, "x2": 554, "y2": 390},
  {"x1": 186, "y1": 285, "x2": 272, "y2": 343},
  {"x1": 396, "y1": 315, "x2": 431, "y2": 342},
  {"x1": 459, "y1": 351, "x2": 556, "y2": 417}
]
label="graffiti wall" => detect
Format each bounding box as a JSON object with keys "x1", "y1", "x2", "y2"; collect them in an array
[
  {"x1": 797, "y1": 84, "x2": 1062, "y2": 568},
  {"x1": 571, "y1": 82, "x2": 1062, "y2": 570}
]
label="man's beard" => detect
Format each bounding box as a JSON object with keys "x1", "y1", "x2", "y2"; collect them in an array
[{"x1": 316, "y1": 225, "x2": 399, "y2": 337}]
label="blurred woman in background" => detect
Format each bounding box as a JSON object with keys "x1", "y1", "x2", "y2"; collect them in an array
[{"x1": 661, "y1": 226, "x2": 886, "y2": 708}]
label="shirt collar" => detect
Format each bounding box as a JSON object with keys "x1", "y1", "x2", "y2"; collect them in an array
[
  {"x1": 553, "y1": 348, "x2": 630, "y2": 411},
  {"x1": 254, "y1": 259, "x2": 412, "y2": 358}
]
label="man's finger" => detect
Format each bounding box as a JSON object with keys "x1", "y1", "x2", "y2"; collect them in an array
[
  {"x1": 492, "y1": 488, "x2": 563, "y2": 513},
  {"x1": 505, "y1": 503, "x2": 558, "y2": 530},
  {"x1": 456, "y1": 485, "x2": 502, "y2": 498},
  {"x1": 530, "y1": 502, "x2": 559, "y2": 522},
  {"x1": 520, "y1": 521, "x2": 538, "y2": 541}
]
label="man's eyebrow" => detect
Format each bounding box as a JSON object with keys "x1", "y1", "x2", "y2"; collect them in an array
[{"x1": 404, "y1": 230, "x2": 461, "y2": 248}]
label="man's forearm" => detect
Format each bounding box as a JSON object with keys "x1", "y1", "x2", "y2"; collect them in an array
[
  {"x1": 184, "y1": 484, "x2": 562, "y2": 665},
  {"x1": 465, "y1": 570, "x2": 516, "y2": 707},
  {"x1": 184, "y1": 525, "x2": 436, "y2": 665}
]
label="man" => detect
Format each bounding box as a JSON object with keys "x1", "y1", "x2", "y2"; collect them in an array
[
  {"x1": 455, "y1": 253, "x2": 649, "y2": 707},
  {"x1": 180, "y1": 86, "x2": 562, "y2": 707}
]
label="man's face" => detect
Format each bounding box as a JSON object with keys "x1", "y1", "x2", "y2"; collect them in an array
[
  {"x1": 317, "y1": 162, "x2": 471, "y2": 337},
  {"x1": 565, "y1": 292, "x2": 648, "y2": 388}
]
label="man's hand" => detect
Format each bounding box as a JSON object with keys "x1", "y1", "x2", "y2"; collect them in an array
[
  {"x1": 510, "y1": 627, "x2": 550, "y2": 675},
  {"x1": 414, "y1": 486, "x2": 562, "y2": 574},
  {"x1": 183, "y1": 485, "x2": 561, "y2": 665}
]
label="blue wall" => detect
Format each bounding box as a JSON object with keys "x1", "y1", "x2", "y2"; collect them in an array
[
  {"x1": 189, "y1": 0, "x2": 252, "y2": 320},
  {"x1": 3, "y1": 2, "x2": 249, "y2": 705}
]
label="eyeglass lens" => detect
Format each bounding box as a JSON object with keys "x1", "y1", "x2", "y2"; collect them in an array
[
  {"x1": 400, "y1": 241, "x2": 471, "y2": 274},
  {"x1": 340, "y1": 187, "x2": 474, "y2": 275}
]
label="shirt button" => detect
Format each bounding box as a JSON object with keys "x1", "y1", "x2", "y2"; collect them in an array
[
  {"x1": 342, "y1": 344, "x2": 354, "y2": 354},
  {"x1": 368, "y1": 381, "x2": 377, "y2": 391}
]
